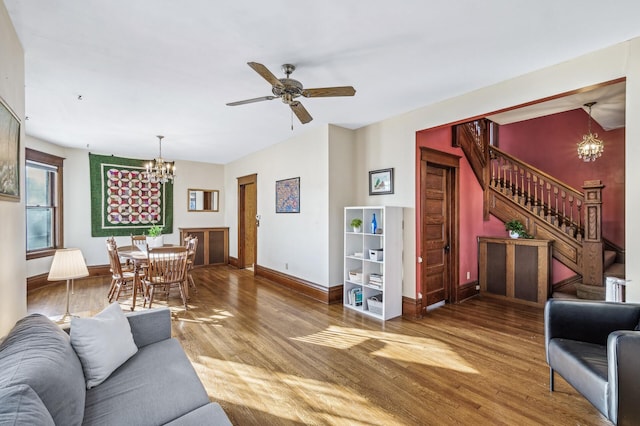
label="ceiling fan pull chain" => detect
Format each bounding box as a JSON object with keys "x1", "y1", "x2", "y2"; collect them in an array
[{"x1": 291, "y1": 109, "x2": 294, "y2": 131}]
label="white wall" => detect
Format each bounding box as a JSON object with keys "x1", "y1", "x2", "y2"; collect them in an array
[
  {"x1": 328, "y1": 125, "x2": 356, "y2": 287},
  {"x1": 225, "y1": 125, "x2": 332, "y2": 287},
  {"x1": 0, "y1": 2, "x2": 25, "y2": 335},
  {"x1": 624, "y1": 38, "x2": 640, "y2": 302},
  {"x1": 24, "y1": 140, "x2": 226, "y2": 277}
]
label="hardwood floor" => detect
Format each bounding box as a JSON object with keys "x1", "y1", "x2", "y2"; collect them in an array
[{"x1": 27, "y1": 266, "x2": 609, "y2": 425}]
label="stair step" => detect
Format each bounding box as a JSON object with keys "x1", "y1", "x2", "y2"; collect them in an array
[
  {"x1": 574, "y1": 283, "x2": 605, "y2": 300},
  {"x1": 605, "y1": 262, "x2": 625, "y2": 279},
  {"x1": 604, "y1": 250, "x2": 617, "y2": 270}
]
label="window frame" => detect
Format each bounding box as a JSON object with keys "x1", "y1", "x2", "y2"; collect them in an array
[{"x1": 25, "y1": 148, "x2": 64, "y2": 260}]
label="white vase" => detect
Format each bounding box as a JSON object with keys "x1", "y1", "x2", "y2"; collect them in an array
[
  {"x1": 352, "y1": 226, "x2": 361, "y2": 233},
  {"x1": 508, "y1": 230, "x2": 520, "y2": 239},
  {"x1": 147, "y1": 235, "x2": 164, "y2": 248}
]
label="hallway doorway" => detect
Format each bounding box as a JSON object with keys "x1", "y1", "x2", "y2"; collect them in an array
[{"x1": 237, "y1": 174, "x2": 257, "y2": 270}]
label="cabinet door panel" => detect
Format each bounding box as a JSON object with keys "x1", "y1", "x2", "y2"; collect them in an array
[
  {"x1": 514, "y1": 245, "x2": 538, "y2": 302},
  {"x1": 208, "y1": 230, "x2": 225, "y2": 264},
  {"x1": 486, "y1": 243, "x2": 506, "y2": 296}
]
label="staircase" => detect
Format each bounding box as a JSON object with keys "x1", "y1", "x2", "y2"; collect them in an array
[{"x1": 453, "y1": 119, "x2": 625, "y2": 299}]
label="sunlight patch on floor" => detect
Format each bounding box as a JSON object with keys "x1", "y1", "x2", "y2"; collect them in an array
[
  {"x1": 194, "y1": 357, "x2": 406, "y2": 425},
  {"x1": 292, "y1": 325, "x2": 478, "y2": 374}
]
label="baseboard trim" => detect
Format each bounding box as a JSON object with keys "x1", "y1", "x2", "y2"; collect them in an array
[
  {"x1": 402, "y1": 296, "x2": 422, "y2": 319},
  {"x1": 27, "y1": 265, "x2": 111, "y2": 293},
  {"x1": 255, "y1": 264, "x2": 342, "y2": 304},
  {"x1": 228, "y1": 256, "x2": 239, "y2": 268},
  {"x1": 457, "y1": 281, "x2": 479, "y2": 302}
]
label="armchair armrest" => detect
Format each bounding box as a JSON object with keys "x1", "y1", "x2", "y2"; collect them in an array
[
  {"x1": 126, "y1": 307, "x2": 171, "y2": 348},
  {"x1": 607, "y1": 330, "x2": 640, "y2": 426},
  {"x1": 544, "y1": 299, "x2": 640, "y2": 349}
]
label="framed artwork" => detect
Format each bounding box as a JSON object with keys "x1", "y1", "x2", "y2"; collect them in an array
[
  {"x1": 89, "y1": 153, "x2": 174, "y2": 236},
  {"x1": 369, "y1": 168, "x2": 394, "y2": 195},
  {"x1": 276, "y1": 177, "x2": 300, "y2": 213},
  {"x1": 0, "y1": 96, "x2": 21, "y2": 202}
]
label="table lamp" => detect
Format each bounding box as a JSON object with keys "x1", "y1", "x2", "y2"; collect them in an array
[{"x1": 47, "y1": 248, "x2": 89, "y2": 321}]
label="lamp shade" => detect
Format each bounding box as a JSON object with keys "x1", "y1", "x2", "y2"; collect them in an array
[{"x1": 48, "y1": 248, "x2": 89, "y2": 281}]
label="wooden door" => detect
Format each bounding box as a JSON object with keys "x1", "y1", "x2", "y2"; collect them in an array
[
  {"x1": 238, "y1": 174, "x2": 257, "y2": 269},
  {"x1": 419, "y1": 148, "x2": 459, "y2": 310}
]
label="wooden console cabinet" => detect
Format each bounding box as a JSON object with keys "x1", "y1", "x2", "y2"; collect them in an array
[
  {"x1": 478, "y1": 237, "x2": 552, "y2": 307},
  {"x1": 179, "y1": 227, "x2": 229, "y2": 266}
]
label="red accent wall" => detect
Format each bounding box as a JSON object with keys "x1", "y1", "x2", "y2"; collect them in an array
[{"x1": 498, "y1": 109, "x2": 625, "y2": 247}]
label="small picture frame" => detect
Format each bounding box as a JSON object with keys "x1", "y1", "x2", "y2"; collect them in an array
[
  {"x1": 369, "y1": 168, "x2": 394, "y2": 195},
  {"x1": 275, "y1": 177, "x2": 300, "y2": 213}
]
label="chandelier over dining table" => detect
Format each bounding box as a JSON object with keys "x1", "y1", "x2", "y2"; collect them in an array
[{"x1": 144, "y1": 135, "x2": 176, "y2": 183}]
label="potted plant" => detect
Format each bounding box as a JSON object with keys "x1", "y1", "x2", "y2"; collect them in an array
[
  {"x1": 504, "y1": 219, "x2": 532, "y2": 239},
  {"x1": 350, "y1": 218, "x2": 363, "y2": 233},
  {"x1": 146, "y1": 224, "x2": 164, "y2": 248}
]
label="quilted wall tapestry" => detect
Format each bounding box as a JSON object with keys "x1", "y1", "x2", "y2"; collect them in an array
[{"x1": 89, "y1": 153, "x2": 173, "y2": 237}]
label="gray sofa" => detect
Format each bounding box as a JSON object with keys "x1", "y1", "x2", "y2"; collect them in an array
[
  {"x1": 0, "y1": 307, "x2": 232, "y2": 425},
  {"x1": 545, "y1": 299, "x2": 640, "y2": 426}
]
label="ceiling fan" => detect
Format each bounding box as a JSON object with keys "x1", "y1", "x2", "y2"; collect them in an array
[{"x1": 226, "y1": 62, "x2": 356, "y2": 124}]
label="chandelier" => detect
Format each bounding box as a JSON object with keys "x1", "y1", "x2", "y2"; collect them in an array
[
  {"x1": 144, "y1": 135, "x2": 176, "y2": 184},
  {"x1": 576, "y1": 102, "x2": 604, "y2": 162}
]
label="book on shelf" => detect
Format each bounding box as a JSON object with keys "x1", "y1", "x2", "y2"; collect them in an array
[
  {"x1": 348, "y1": 288, "x2": 363, "y2": 306},
  {"x1": 369, "y1": 273, "x2": 383, "y2": 287}
]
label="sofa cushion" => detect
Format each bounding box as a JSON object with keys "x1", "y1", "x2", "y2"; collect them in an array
[
  {"x1": 82, "y1": 338, "x2": 211, "y2": 426},
  {"x1": 164, "y1": 402, "x2": 233, "y2": 426},
  {"x1": 71, "y1": 303, "x2": 138, "y2": 389},
  {"x1": 548, "y1": 338, "x2": 609, "y2": 417},
  {"x1": 0, "y1": 384, "x2": 55, "y2": 426},
  {"x1": 0, "y1": 314, "x2": 86, "y2": 426}
]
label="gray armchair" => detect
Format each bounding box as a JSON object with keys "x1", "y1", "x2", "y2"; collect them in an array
[{"x1": 544, "y1": 299, "x2": 640, "y2": 425}]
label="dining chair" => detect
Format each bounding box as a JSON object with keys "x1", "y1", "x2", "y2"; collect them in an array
[
  {"x1": 184, "y1": 235, "x2": 199, "y2": 295},
  {"x1": 106, "y1": 237, "x2": 139, "y2": 303},
  {"x1": 142, "y1": 246, "x2": 189, "y2": 310},
  {"x1": 131, "y1": 234, "x2": 148, "y2": 252}
]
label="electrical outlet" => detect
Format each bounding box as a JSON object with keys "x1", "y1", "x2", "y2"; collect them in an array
[
  {"x1": 466, "y1": 271, "x2": 470, "y2": 280},
  {"x1": 475, "y1": 285, "x2": 480, "y2": 291}
]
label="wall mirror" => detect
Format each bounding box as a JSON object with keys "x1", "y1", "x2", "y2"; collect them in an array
[{"x1": 188, "y1": 189, "x2": 219, "y2": 212}]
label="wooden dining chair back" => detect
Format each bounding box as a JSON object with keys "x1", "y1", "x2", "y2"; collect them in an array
[
  {"x1": 106, "y1": 237, "x2": 137, "y2": 303},
  {"x1": 184, "y1": 235, "x2": 199, "y2": 294},
  {"x1": 131, "y1": 234, "x2": 148, "y2": 252},
  {"x1": 142, "y1": 247, "x2": 189, "y2": 310}
]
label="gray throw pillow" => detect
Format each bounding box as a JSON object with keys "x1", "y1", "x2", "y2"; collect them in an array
[
  {"x1": 0, "y1": 384, "x2": 55, "y2": 426},
  {"x1": 71, "y1": 303, "x2": 138, "y2": 389}
]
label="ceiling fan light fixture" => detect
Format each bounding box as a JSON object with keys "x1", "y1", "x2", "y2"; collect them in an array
[
  {"x1": 577, "y1": 102, "x2": 604, "y2": 162},
  {"x1": 226, "y1": 62, "x2": 356, "y2": 125}
]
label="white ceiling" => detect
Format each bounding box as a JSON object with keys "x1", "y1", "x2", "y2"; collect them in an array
[{"x1": 5, "y1": 1, "x2": 640, "y2": 164}]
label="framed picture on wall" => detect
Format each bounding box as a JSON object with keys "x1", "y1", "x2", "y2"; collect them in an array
[
  {"x1": 0, "y1": 96, "x2": 20, "y2": 202},
  {"x1": 369, "y1": 168, "x2": 394, "y2": 195},
  {"x1": 275, "y1": 177, "x2": 300, "y2": 213}
]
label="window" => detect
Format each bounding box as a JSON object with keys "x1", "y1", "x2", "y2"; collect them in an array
[{"x1": 25, "y1": 148, "x2": 64, "y2": 259}]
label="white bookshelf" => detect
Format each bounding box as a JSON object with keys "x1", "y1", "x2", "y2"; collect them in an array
[{"x1": 343, "y1": 206, "x2": 403, "y2": 320}]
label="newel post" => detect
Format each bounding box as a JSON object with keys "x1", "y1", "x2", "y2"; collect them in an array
[{"x1": 581, "y1": 180, "x2": 604, "y2": 286}]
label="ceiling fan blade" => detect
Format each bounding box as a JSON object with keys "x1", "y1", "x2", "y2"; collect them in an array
[
  {"x1": 248, "y1": 62, "x2": 284, "y2": 88},
  {"x1": 290, "y1": 101, "x2": 313, "y2": 124},
  {"x1": 226, "y1": 96, "x2": 276, "y2": 106},
  {"x1": 302, "y1": 86, "x2": 356, "y2": 98}
]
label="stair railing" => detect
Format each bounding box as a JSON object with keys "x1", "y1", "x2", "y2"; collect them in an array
[{"x1": 489, "y1": 146, "x2": 585, "y2": 240}]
